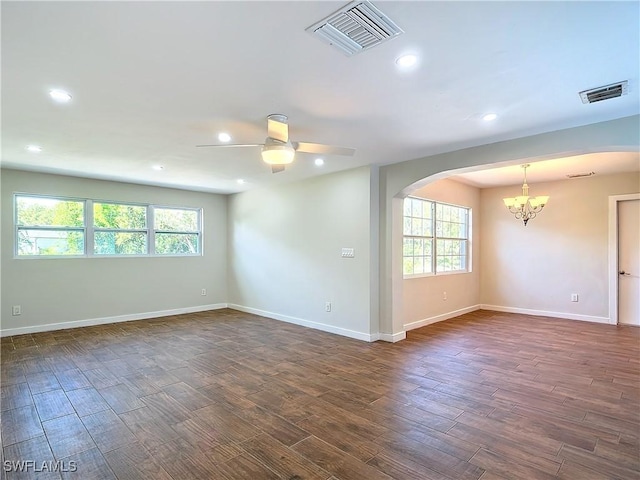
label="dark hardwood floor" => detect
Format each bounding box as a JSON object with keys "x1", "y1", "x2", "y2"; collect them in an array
[{"x1": 1, "y1": 309, "x2": 639, "y2": 479}]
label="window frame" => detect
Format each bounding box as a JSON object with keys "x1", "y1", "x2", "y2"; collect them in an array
[
  {"x1": 15, "y1": 194, "x2": 87, "y2": 258},
  {"x1": 151, "y1": 205, "x2": 203, "y2": 256},
  {"x1": 14, "y1": 193, "x2": 203, "y2": 259},
  {"x1": 403, "y1": 196, "x2": 471, "y2": 278},
  {"x1": 91, "y1": 200, "x2": 149, "y2": 256}
]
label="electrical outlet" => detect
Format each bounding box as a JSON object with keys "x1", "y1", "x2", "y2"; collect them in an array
[
  {"x1": 571, "y1": 293, "x2": 579, "y2": 302},
  {"x1": 325, "y1": 302, "x2": 332, "y2": 312},
  {"x1": 201, "y1": 289, "x2": 207, "y2": 296},
  {"x1": 12, "y1": 305, "x2": 21, "y2": 316},
  {"x1": 443, "y1": 291, "x2": 447, "y2": 301}
]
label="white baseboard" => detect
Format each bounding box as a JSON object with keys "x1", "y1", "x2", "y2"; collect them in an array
[
  {"x1": 227, "y1": 304, "x2": 378, "y2": 342},
  {"x1": 377, "y1": 331, "x2": 407, "y2": 343},
  {"x1": 404, "y1": 304, "x2": 481, "y2": 331},
  {"x1": 0, "y1": 304, "x2": 229, "y2": 337},
  {"x1": 480, "y1": 304, "x2": 611, "y2": 324}
]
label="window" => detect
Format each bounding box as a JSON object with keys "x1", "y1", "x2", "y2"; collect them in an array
[
  {"x1": 403, "y1": 197, "x2": 433, "y2": 275},
  {"x1": 403, "y1": 196, "x2": 470, "y2": 276},
  {"x1": 154, "y1": 207, "x2": 200, "y2": 255},
  {"x1": 14, "y1": 194, "x2": 202, "y2": 257},
  {"x1": 94, "y1": 202, "x2": 147, "y2": 255},
  {"x1": 16, "y1": 196, "x2": 85, "y2": 256}
]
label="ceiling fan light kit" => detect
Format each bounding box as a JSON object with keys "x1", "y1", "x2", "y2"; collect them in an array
[
  {"x1": 261, "y1": 138, "x2": 296, "y2": 165},
  {"x1": 197, "y1": 113, "x2": 355, "y2": 173}
]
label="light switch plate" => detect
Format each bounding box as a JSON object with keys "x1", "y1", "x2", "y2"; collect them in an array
[{"x1": 341, "y1": 248, "x2": 354, "y2": 258}]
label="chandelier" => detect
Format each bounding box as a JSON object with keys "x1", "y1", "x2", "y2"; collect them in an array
[{"x1": 503, "y1": 164, "x2": 549, "y2": 226}]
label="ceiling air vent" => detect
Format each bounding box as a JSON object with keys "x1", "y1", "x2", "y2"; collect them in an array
[
  {"x1": 306, "y1": 1, "x2": 403, "y2": 56},
  {"x1": 579, "y1": 81, "x2": 628, "y2": 104}
]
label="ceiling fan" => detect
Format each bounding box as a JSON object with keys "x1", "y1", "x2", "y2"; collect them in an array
[{"x1": 197, "y1": 114, "x2": 356, "y2": 173}]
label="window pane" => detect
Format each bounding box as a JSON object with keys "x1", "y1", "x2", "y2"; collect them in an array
[
  {"x1": 403, "y1": 199, "x2": 412, "y2": 216},
  {"x1": 403, "y1": 257, "x2": 414, "y2": 275},
  {"x1": 17, "y1": 196, "x2": 84, "y2": 227},
  {"x1": 411, "y1": 218, "x2": 423, "y2": 236},
  {"x1": 412, "y1": 238, "x2": 423, "y2": 256},
  {"x1": 436, "y1": 255, "x2": 449, "y2": 272},
  {"x1": 422, "y1": 218, "x2": 431, "y2": 236},
  {"x1": 94, "y1": 232, "x2": 147, "y2": 255},
  {"x1": 411, "y1": 199, "x2": 422, "y2": 218},
  {"x1": 403, "y1": 217, "x2": 412, "y2": 236},
  {"x1": 413, "y1": 257, "x2": 424, "y2": 274},
  {"x1": 17, "y1": 229, "x2": 84, "y2": 256},
  {"x1": 155, "y1": 208, "x2": 198, "y2": 231},
  {"x1": 403, "y1": 238, "x2": 413, "y2": 256},
  {"x1": 155, "y1": 233, "x2": 199, "y2": 255},
  {"x1": 94, "y1": 203, "x2": 146, "y2": 229}
]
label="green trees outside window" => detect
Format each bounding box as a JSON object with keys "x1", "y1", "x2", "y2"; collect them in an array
[
  {"x1": 15, "y1": 195, "x2": 202, "y2": 257},
  {"x1": 17, "y1": 197, "x2": 85, "y2": 255}
]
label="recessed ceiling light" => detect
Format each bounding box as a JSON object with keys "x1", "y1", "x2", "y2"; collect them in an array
[
  {"x1": 237, "y1": 179, "x2": 245, "y2": 184},
  {"x1": 314, "y1": 158, "x2": 325, "y2": 166},
  {"x1": 396, "y1": 54, "x2": 418, "y2": 67},
  {"x1": 218, "y1": 132, "x2": 231, "y2": 143},
  {"x1": 482, "y1": 113, "x2": 498, "y2": 122},
  {"x1": 152, "y1": 165, "x2": 164, "y2": 171},
  {"x1": 26, "y1": 145, "x2": 42, "y2": 153},
  {"x1": 49, "y1": 89, "x2": 72, "y2": 103}
]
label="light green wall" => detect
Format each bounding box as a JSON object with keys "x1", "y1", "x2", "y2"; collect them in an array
[
  {"x1": 2, "y1": 116, "x2": 638, "y2": 340},
  {"x1": 1, "y1": 170, "x2": 227, "y2": 333},
  {"x1": 227, "y1": 166, "x2": 377, "y2": 340}
]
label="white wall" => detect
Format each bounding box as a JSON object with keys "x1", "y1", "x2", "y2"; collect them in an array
[
  {"x1": 227, "y1": 166, "x2": 377, "y2": 341},
  {"x1": 403, "y1": 178, "x2": 481, "y2": 329},
  {"x1": 480, "y1": 171, "x2": 640, "y2": 322},
  {"x1": 1, "y1": 169, "x2": 228, "y2": 335}
]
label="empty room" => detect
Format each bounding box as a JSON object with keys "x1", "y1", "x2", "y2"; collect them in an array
[{"x1": 1, "y1": 2, "x2": 639, "y2": 479}]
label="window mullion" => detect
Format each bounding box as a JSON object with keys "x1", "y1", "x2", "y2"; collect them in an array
[
  {"x1": 431, "y1": 201, "x2": 437, "y2": 274},
  {"x1": 148, "y1": 205, "x2": 155, "y2": 255},
  {"x1": 86, "y1": 199, "x2": 93, "y2": 256}
]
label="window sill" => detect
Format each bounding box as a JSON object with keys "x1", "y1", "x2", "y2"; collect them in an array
[
  {"x1": 404, "y1": 270, "x2": 471, "y2": 279},
  {"x1": 14, "y1": 254, "x2": 203, "y2": 260}
]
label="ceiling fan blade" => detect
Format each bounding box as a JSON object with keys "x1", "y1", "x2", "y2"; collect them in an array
[
  {"x1": 196, "y1": 144, "x2": 263, "y2": 148},
  {"x1": 271, "y1": 165, "x2": 286, "y2": 174},
  {"x1": 294, "y1": 142, "x2": 355, "y2": 156},
  {"x1": 267, "y1": 114, "x2": 289, "y2": 143}
]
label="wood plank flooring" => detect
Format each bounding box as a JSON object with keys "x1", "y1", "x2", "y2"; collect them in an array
[{"x1": 1, "y1": 309, "x2": 638, "y2": 479}]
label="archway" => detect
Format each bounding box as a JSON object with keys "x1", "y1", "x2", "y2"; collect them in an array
[{"x1": 377, "y1": 116, "x2": 639, "y2": 340}]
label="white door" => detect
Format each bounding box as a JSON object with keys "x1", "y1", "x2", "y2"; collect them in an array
[{"x1": 619, "y1": 199, "x2": 639, "y2": 325}]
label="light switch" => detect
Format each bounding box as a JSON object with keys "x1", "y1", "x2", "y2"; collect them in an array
[{"x1": 341, "y1": 248, "x2": 355, "y2": 258}]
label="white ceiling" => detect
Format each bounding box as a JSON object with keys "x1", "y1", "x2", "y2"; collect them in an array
[
  {"x1": 1, "y1": 1, "x2": 639, "y2": 193},
  {"x1": 452, "y1": 151, "x2": 640, "y2": 188}
]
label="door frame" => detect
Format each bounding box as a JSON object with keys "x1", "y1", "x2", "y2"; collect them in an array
[{"x1": 608, "y1": 193, "x2": 640, "y2": 325}]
